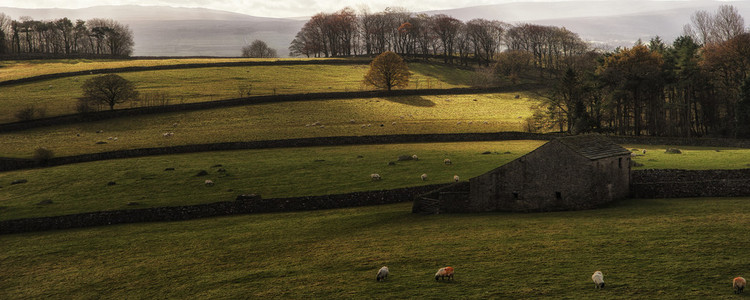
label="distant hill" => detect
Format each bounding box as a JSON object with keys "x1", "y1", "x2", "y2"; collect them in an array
[
  {"x1": 428, "y1": 0, "x2": 750, "y2": 49},
  {"x1": 0, "y1": 5, "x2": 304, "y2": 57},
  {"x1": 1, "y1": 1, "x2": 749, "y2": 56}
]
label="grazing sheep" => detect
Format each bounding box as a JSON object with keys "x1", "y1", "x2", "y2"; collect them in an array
[
  {"x1": 162, "y1": 132, "x2": 174, "y2": 137},
  {"x1": 371, "y1": 173, "x2": 381, "y2": 181},
  {"x1": 444, "y1": 159, "x2": 452, "y2": 165},
  {"x1": 412, "y1": 154, "x2": 418, "y2": 161},
  {"x1": 172, "y1": 123, "x2": 179, "y2": 127},
  {"x1": 312, "y1": 121, "x2": 321, "y2": 126},
  {"x1": 642, "y1": 149, "x2": 647, "y2": 154},
  {"x1": 350, "y1": 119, "x2": 356, "y2": 123},
  {"x1": 592, "y1": 271, "x2": 605, "y2": 289},
  {"x1": 734, "y1": 277, "x2": 746, "y2": 294},
  {"x1": 421, "y1": 173, "x2": 428, "y2": 181},
  {"x1": 453, "y1": 175, "x2": 459, "y2": 182},
  {"x1": 392, "y1": 121, "x2": 397, "y2": 125},
  {"x1": 113, "y1": 137, "x2": 118, "y2": 141},
  {"x1": 107, "y1": 137, "x2": 113, "y2": 140},
  {"x1": 376, "y1": 266, "x2": 389, "y2": 281},
  {"x1": 204, "y1": 179, "x2": 214, "y2": 186},
  {"x1": 483, "y1": 121, "x2": 489, "y2": 124},
  {"x1": 457, "y1": 121, "x2": 462, "y2": 125},
  {"x1": 435, "y1": 267, "x2": 454, "y2": 281}
]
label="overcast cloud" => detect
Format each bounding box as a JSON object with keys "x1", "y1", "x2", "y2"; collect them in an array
[{"x1": 2, "y1": 0, "x2": 616, "y2": 18}]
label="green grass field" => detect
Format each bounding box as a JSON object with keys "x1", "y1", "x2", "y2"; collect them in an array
[
  {"x1": 0, "y1": 93, "x2": 536, "y2": 158},
  {"x1": 2, "y1": 197, "x2": 749, "y2": 299},
  {"x1": 0, "y1": 57, "x2": 346, "y2": 82},
  {"x1": 0, "y1": 140, "x2": 544, "y2": 221},
  {"x1": 628, "y1": 145, "x2": 750, "y2": 170},
  {"x1": 3, "y1": 140, "x2": 750, "y2": 221},
  {"x1": 0, "y1": 62, "x2": 473, "y2": 123}
]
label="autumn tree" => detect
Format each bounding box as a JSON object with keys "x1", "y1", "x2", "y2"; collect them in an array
[
  {"x1": 597, "y1": 44, "x2": 664, "y2": 135},
  {"x1": 363, "y1": 51, "x2": 411, "y2": 91},
  {"x1": 81, "y1": 74, "x2": 139, "y2": 110},
  {"x1": 242, "y1": 39, "x2": 278, "y2": 58}
]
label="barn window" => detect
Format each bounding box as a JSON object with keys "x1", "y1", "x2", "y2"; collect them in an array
[
  {"x1": 618, "y1": 158, "x2": 622, "y2": 168},
  {"x1": 512, "y1": 192, "x2": 519, "y2": 199},
  {"x1": 555, "y1": 192, "x2": 562, "y2": 200}
]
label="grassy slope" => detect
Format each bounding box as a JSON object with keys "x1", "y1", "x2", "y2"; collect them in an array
[
  {"x1": 0, "y1": 62, "x2": 473, "y2": 123},
  {"x1": 2, "y1": 198, "x2": 749, "y2": 299},
  {"x1": 628, "y1": 145, "x2": 750, "y2": 170},
  {"x1": 0, "y1": 93, "x2": 536, "y2": 158},
  {"x1": 0, "y1": 58, "x2": 341, "y2": 81},
  {"x1": 2, "y1": 141, "x2": 750, "y2": 221},
  {"x1": 0, "y1": 141, "x2": 544, "y2": 221}
]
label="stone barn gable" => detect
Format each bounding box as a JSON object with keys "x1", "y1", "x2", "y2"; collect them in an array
[{"x1": 413, "y1": 134, "x2": 631, "y2": 214}]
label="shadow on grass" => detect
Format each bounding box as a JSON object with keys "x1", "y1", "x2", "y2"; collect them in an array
[{"x1": 384, "y1": 96, "x2": 436, "y2": 107}]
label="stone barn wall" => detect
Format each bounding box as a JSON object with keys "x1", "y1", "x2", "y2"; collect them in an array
[{"x1": 467, "y1": 140, "x2": 630, "y2": 212}]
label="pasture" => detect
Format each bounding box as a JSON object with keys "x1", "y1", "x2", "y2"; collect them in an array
[
  {"x1": 2, "y1": 197, "x2": 749, "y2": 299},
  {"x1": 0, "y1": 62, "x2": 474, "y2": 123},
  {"x1": 0, "y1": 93, "x2": 535, "y2": 158},
  {"x1": 0, "y1": 58, "x2": 342, "y2": 82},
  {"x1": 2, "y1": 140, "x2": 750, "y2": 221},
  {"x1": 0, "y1": 140, "x2": 544, "y2": 221}
]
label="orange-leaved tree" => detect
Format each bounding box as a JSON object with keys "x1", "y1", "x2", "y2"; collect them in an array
[{"x1": 363, "y1": 51, "x2": 411, "y2": 91}]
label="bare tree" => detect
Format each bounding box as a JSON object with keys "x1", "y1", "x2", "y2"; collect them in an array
[
  {"x1": 81, "y1": 74, "x2": 139, "y2": 110},
  {"x1": 242, "y1": 39, "x2": 278, "y2": 58}
]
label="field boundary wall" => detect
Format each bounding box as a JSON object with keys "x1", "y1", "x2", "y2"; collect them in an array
[{"x1": 0, "y1": 183, "x2": 449, "y2": 235}]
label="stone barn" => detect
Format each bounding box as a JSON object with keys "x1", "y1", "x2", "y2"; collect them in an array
[{"x1": 413, "y1": 134, "x2": 631, "y2": 213}]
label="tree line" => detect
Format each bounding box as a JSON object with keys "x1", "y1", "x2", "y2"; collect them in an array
[
  {"x1": 0, "y1": 13, "x2": 134, "y2": 57},
  {"x1": 289, "y1": 7, "x2": 588, "y2": 68},
  {"x1": 536, "y1": 5, "x2": 750, "y2": 138},
  {"x1": 292, "y1": 5, "x2": 750, "y2": 138}
]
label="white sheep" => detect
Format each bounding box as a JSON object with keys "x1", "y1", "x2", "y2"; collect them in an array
[
  {"x1": 444, "y1": 159, "x2": 452, "y2": 165},
  {"x1": 453, "y1": 175, "x2": 459, "y2": 182},
  {"x1": 113, "y1": 137, "x2": 118, "y2": 141},
  {"x1": 592, "y1": 271, "x2": 605, "y2": 289},
  {"x1": 392, "y1": 121, "x2": 396, "y2": 125},
  {"x1": 735, "y1": 277, "x2": 746, "y2": 294},
  {"x1": 204, "y1": 179, "x2": 214, "y2": 186},
  {"x1": 350, "y1": 119, "x2": 356, "y2": 123},
  {"x1": 107, "y1": 137, "x2": 113, "y2": 140},
  {"x1": 371, "y1": 173, "x2": 381, "y2": 181},
  {"x1": 172, "y1": 123, "x2": 179, "y2": 127},
  {"x1": 421, "y1": 173, "x2": 428, "y2": 181},
  {"x1": 412, "y1": 154, "x2": 418, "y2": 161},
  {"x1": 456, "y1": 121, "x2": 462, "y2": 125},
  {"x1": 435, "y1": 267, "x2": 454, "y2": 281},
  {"x1": 376, "y1": 266, "x2": 389, "y2": 281},
  {"x1": 162, "y1": 132, "x2": 174, "y2": 137}
]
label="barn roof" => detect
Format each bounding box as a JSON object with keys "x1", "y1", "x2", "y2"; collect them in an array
[{"x1": 556, "y1": 134, "x2": 630, "y2": 160}]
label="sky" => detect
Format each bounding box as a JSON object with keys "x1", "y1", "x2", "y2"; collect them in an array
[{"x1": 0, "y1": 0, "x2": 697, "y2": 18}]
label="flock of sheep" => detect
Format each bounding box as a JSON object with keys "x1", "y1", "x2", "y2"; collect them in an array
[
  {"x1": 375, "y1": 266, "x2": 454, "y2": 282},
  {"x1": 376, "y1": 268, "x2": 746, "y2": 294},
  {"x1": 370, "y1": 155, "x2": 458, "y2": 183},
  {"x1": 591, "y1": 272, "x2": 746, "y2": 294}
]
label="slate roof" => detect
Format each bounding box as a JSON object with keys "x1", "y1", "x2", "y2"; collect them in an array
[{"x1": 556, "y1": 134, "x2": 630, "y2": 160}]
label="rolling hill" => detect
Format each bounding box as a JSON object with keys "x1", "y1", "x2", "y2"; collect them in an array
[{"x1": 1, "y1": 1, "x2": 749, "y2": 55}]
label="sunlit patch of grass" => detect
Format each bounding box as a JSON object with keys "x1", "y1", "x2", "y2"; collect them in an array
[
  {"x1": 0, "y1": 93, "x2": 538, "y2": 158},
  {"x1": 0, "y1": 57, "x2": 343, "y2": 81},
  {"x1": 0, "y1": 140, "x2": 544, "y2": 220},
  {"x1": 0, "y1": 62, "x2": 473, "y2": 123},
  {"x1": 626, "y1": 144, "x2": 750, "y2": 170}
]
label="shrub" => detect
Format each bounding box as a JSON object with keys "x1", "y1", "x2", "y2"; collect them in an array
[
  {"x1": 33, "y1": 147, "x2": 54, "y2": 164},
  {"x1": 15, "y1": 106, "x2": 36, "y2": 121}
]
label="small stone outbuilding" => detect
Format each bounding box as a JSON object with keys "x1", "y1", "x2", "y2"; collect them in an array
[{"x1": 413, "y1": 134, "x2": 631, "y2": 213}]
